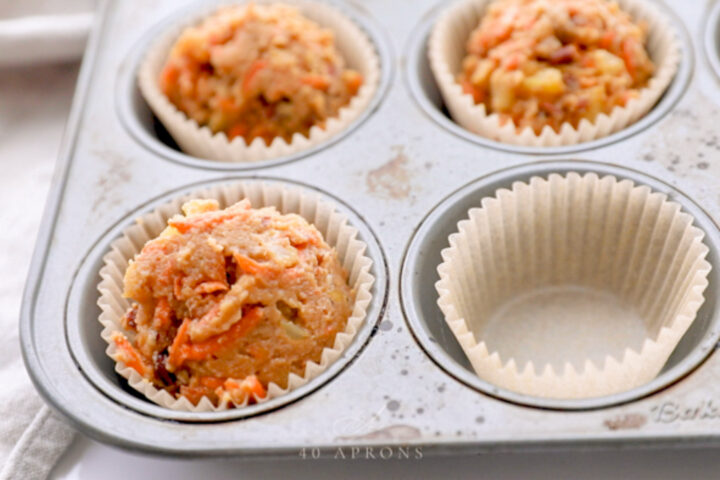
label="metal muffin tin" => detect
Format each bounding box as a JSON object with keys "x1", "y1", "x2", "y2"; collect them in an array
[
  {"x1": 705, "y1": 0, "x2": 720, "y2": 82},
  {"x1": 19, "y1": 0, "x2": 720, "y2": 456}
]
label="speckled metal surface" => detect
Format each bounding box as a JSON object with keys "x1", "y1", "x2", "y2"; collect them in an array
[{"x1": 19, "y1": 0, "x2": 720, "y2": 456}]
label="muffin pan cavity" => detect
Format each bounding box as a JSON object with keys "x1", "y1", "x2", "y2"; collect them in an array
[
  {"x1": 117, "y1": 0, "x2": 394, "y2": 170},
  {"x1": 65, "y1": 178, "x2": 389, "y2": 422},
  {"x1": 404, "y1": 1, "x2": 693, "y2": 155},
  {"x1": 401, "y1": 160, "x2": 720, "y2": 410}
]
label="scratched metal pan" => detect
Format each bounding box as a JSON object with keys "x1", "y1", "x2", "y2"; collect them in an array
[{"x1": 19, "y1": 0, "x2": 720, "y2": 457}]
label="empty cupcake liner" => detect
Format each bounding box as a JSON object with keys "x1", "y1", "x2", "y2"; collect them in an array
[
  {"x1": 97, "y1": 181, "x2": 375, "y2": 412},
  {"x1": 428, "y1": 0, "x2": 681, "y2": 147},
  {"x1": 138, "y1": 0, "x2": 381, "y2": 162},
  {"x1": 435, "y1": 172, "x2": 711, "y2": 399}
]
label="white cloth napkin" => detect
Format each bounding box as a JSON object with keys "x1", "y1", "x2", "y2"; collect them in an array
[
  {"x1": 0, "y1": 59, "x2": 88, "y2": 478},
  {"x1": 0, "y1": 157, "x2": 77, "y2": 480},
  {"x1": 0, "y1": 392, "x2": 76, "y2": 480}
]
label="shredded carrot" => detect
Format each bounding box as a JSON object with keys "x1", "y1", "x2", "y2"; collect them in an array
[
  {"x1": 168, "y1": 318, "x2": 191, "y2": 369},
  {"x1": 461, "y1": 79, "x2": 484, "y2": 103},
  {"x1": 242, "y1": 60, "x2": 268, "y2": 94},
  {"x1": 169, "y1": 211, "x2": 238, "y2": 234},
  {"x1": 301, "y1": 74, "x2": 331, "y2": 90},
  {"x1": 475, "y1": 31, "x2": 495, "y2": 50},
  {"x1": 170, "y1": 307, "x2": 263, "y2": 368},
  {"x1": 141, "y1": 240, "x2": 174, "y2": 256},
  {"x1": 195, "y1": 281, "x2": 228, "y2": 294},
  {"x1": 505, "y1": 53, "x2": 522, "y2": 70},
  {"x1": 622, "y1": 38, "x2": 637, "y2": 80},
  {"x1": 241, "y1": 375, "x2": 267, "y2": 399},
  {"x1": 199, "y1": 376, "x2": 225, "y2": 390},
  {"x1": 234, "y1": 254, "x2": 272, "y2": 277},
  {"x1": 475, "y1": 22, "x2": 511, "y2": 50},
  {"x1": 152, "y1": 297, "x2": 172, "y2": 330},
  {"x1": 599, "y1": 30, "x2": 615, "y2": 49},
  {"x1": 345, "y1": 72, "x2": 363, "y2": 96},
  {"x1": 208, "y1": 30, "x2": 232, "y2": 46},
  {"x1": 225, "y1": 375, "x2": 266, "y2": 399},
  {"x1": 620, "y1": 90, "x2": 635, "y2": 104},
  {"x1": 227, "y1": 123, "x2": 249, "y2": 140},
  {"x1": 185, "y1": 303, "x2": 221, "y2": 340},
  {"x1": 218, "y1": 96, "x2": 239, "y2": 113},
  {"x1": 173, "y1": 276, "x2": 184, "y2": 299},
  {"x1": 113, "y1": 334, "x2": 146, "y2": 376},
  {"x1": 160, "y1": 64, "x2": 179, "y2": 88}
]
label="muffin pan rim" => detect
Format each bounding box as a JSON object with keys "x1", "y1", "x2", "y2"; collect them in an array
[
  {"x1": 400, "y1": 159, "x2": 720, "y2": 411},
  {"x1": 704, "y1": 0, "x2": 720, "y2": 83},
  {"x1": 115, "y1": 0, "x2": 396, "y2": 172},
  {"x1": 63, "y1": 176, "x2": 390, "y2": 422},
  {"x1": 403, "y1": 0, "x2": 695, "y2": 156}
]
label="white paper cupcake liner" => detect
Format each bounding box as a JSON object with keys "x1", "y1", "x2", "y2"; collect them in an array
[
  {"x1": 98, "y1": 181, "x2": 375, "y2": 411},
  {"x1": 138, "y1": 0, "x2": 381, "y2": 162},
  {"x1": 428, "y1": 0, "x2": 681, "y2": 147},
  {"x1": 435, "y1": 172, "x2": 711, "y2": 399}
]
